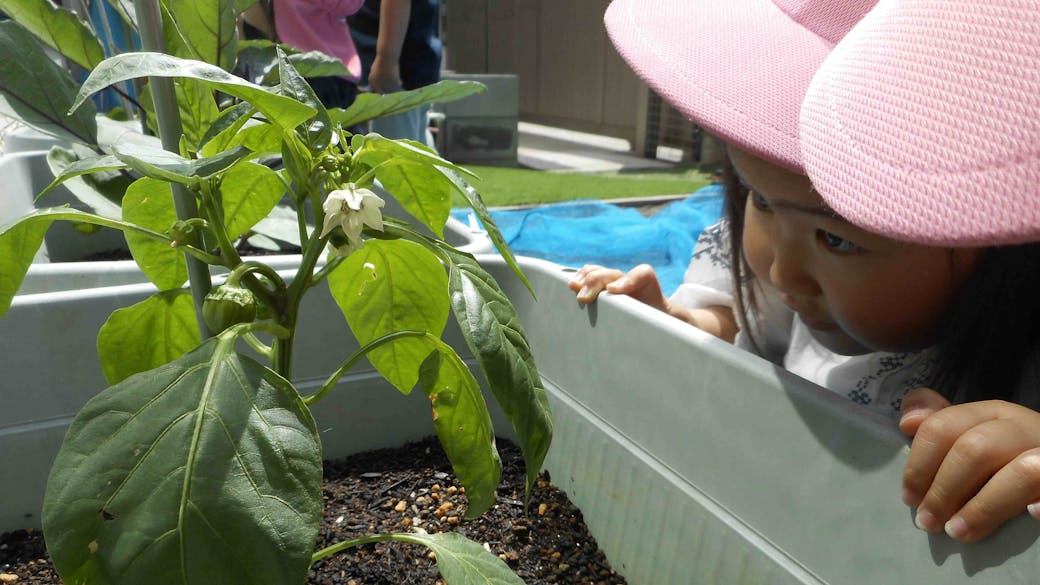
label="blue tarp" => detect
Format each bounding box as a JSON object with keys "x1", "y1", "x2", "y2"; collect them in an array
[{"x1": 451, "y1": 183, "x2": 725, "y2": 295}]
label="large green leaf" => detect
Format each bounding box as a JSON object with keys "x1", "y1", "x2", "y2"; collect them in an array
[
  {"x1": 0, "y1": 0, "x2": 106, "y2": 70},
  {"x1": 390, "y1": 532, "x2": 527, "y2": 585},
  {"x1": 122, "y1": 177, "x2": 187, "y2": 289},
  {"x1": 326, "y1": 239, "x2": 449, "y2": 393},
  {"x1": 39, "y1": 151, "x2": 129, "y2": 201},
  {"x1": 0, "y1": 21, "x2": 97, "y2": 145},
  {"x1": 354, "y1": 132, "x2": 475, "y2": 181},
  {"x1": 97, "y1": 289, "x2": 200, "y2": 384},
  {"x1": 164, "y1": 0, "x2": 237, "y2": 71},
  {"x1": 199, "y1": 101, "x2": 254, "y2": 154},
  {"x1": 45, "y1": 145, "x2": 131, "y2": 219},
  {"x1": 220, "y1": 161, "x2": 285, "y2": 239},
  {"x1": 73, "y1": 52, "x2": 316, "y2": 132},
  {"x1": 0, "y1": 209, "x2": 52, "y2": 319},
  {"x1": 276, "y1": 48, "x2": 331, "y2": 151},
  {"x1": 175, "y1": 78, "x2": 222, "y2": 152},
  {"x1": 419, "y1": 347, "x2": 501, "y2": 518},
  {"x1": 440, "y1": 168, "x2": 533, "y2": 296},
  {"x1": 333, "y1": 80, "x2": 486, "y2": 129},
  {"x1": 441, "y1": 247, "x2": 552, "y2": 499},
  {"x1": 236, "y1": 41, "x2": 352, "y2": 84},
  {"x1": 0, "y1": 207, "x2": 179, "y2": 319},
  {"x1": 43, "y1": 336, "x2": 323, "y2": 585},
  {"x1": 114, "y1": 143, "x2": 251, "y2": 185},
  {"x1": 373, "y1": 160, "x2": 452, "y2": 238}
]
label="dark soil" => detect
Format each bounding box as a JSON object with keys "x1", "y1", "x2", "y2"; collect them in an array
[{"x1": 0, "y1": 438, "x2": 626, "y2": 585}]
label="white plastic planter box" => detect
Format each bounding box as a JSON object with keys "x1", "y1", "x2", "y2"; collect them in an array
[{"x1": 3, "y1": 254, "x2": 1040, "y2": 584}]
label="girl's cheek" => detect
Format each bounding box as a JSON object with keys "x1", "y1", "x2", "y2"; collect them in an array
[{"x1": 742, "y1": 218, "x2": 772, "y2": 281}]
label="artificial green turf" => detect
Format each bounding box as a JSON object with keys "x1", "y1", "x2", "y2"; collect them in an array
[{"x1": 454, "y1": 165, "x2": 711, "y2": 208}]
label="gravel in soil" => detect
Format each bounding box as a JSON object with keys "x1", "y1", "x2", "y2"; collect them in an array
[{"x1": 0, "y1": 437, "x2": 626, "y2": 585}]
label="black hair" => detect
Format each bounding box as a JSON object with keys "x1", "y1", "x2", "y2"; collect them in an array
[
  {"x1": 720, "y1": 160, "x2": 760, "y2": 354},
  {"x1": 719, "y1": 154, "x2": 1040, "y2": 407},
  {"x1": 931, "y1": 243, "x2": 1040, "y2": 405}
]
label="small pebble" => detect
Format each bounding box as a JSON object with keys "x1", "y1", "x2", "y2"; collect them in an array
[
  {"x1": 394, "y1": 500, "x2": 408, "y2": 513},
  {"x1": 0, "y1": 574, "x2": 18, "y2": 584},
  {"x1": 538, "y1": 503, "x2": 548, "y2": 516}
]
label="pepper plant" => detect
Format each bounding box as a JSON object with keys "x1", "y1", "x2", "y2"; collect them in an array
[{"x1": 0, "y1": 2, "x2": 553, "y2": 585}]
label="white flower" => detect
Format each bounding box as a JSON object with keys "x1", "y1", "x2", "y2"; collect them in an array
[{"x1": 320, "y1": 183, "x2": 385, "y2": 245}]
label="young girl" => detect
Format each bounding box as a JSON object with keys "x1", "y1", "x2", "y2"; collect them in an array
[{"x1": 574, "y1": 0, "x2": 1040, "y2": 543}]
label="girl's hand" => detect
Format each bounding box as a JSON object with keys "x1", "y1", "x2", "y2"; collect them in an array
[
  {"x1": 900, "y1": 387, "x2": 1040, "y2": 542},
  {"x1": 568, "y1": 264, "x2": 738, "y2": 341},
  {"x1": 569, "y1": 264, "x2": 668, "y2": 310}
]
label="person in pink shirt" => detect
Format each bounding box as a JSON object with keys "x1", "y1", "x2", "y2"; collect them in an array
[{"x1": 243, "y1": 0, "x2": 366, "y2": 109}]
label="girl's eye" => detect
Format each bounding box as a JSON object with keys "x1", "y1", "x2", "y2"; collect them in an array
[
  {"x1": 750, "y1": 190, "x2": 771, "y2": 211},
  {"x1": 818, "y1": 230, "x2": 861, "y2": 253}
]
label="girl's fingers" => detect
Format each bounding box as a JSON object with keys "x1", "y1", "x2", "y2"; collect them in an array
[
  {"x1": 911, "y1": 418, "x2": 1035, "y2": 533},
  {"x1": 942, "y1": 448, "x2": 1040, "y2": 542},
  {"x1": 569, "y1": 265, "x2": 623, "y2": 303},
  {"x1": 899, "y1": 387, "x2": 951, "y2": 437},
  {"x1": 902, "y1": 401, "x2": 1006, "y2": 508}
]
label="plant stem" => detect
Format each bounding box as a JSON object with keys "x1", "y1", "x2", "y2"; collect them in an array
[
  {"x1": 303, "y1": 330, "x2": 429, "y2": 405},
  {"x1": 311, "y1": 534, "x2": 394, "y2": 564},
  {"x1": 132, "y1": 0, "x2": 213, "y2": 337}
]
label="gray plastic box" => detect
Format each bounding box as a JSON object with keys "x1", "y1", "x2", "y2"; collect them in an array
[{"x1": 433, "y1": 73, "x2": 518, "y2": 165}]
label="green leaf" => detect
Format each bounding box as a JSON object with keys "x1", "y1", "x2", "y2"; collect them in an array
[
  {"x1": 354, "y1": 132, "x2": 475, "y2": 181},
  {"x1": 440, "y1": 168, "x2": 534, "y2": 296},
  {"x1": 0, "y1": 0, "x2": 106, "y2": 70},
  {"x1": 374, "y1": 161, "x2": 452, "y2": 238},
  {"x1": 441, "y1": 247, "x2": 552, "y2": 499},
  {"x1": 175, "y1": 78, "x2": 222, "y2": 152},
  {"x1": 326, "y1": 239, "x2": 449, "y2": 393},
  {"x1": 220, "y1": 161, "x2": 285, "y2": 239},
  {"x1": 419, "y1": 348, "x2": 501, "y2": 518},
  {"x1": 0, "y1": 207, "x2": 181, "y2": 319},
  {"x1": 97, "y1": 289, "x2": 200, "y2": 383},
  {"x1": 73, "y1": 52, "x2": 316, "y2": 132},
  {"x1": 43, "y1": 336, "x2": 323, "y2": 585},
  {"x1": 390, "y1": 532, "x2": 527, "y2": 585},
  {"x1": 0, "y1": 21, "x2": 98, "y2": 145},
  {"x1": 122, "y1": 177, "x2": 187, "y2": 289},
  {"x1": 267, "y1": 50, "x2": 353, "y2": 83},
  {"x1": 198, "y1": 101, "x2": 254, "y2": 154},
  {"x1": 236, "y1": 41, "x2": 352, "y2": 84},
  {"x1": 114, "y1": 143, "x2": 251, "y2": 185},
  {"x1": 333, "y1": 80, "x2": 486, "y2": 129},
  {"x1": 0, "y1": 210, "x2": 52, "y2": 319},
  {"x1": 38, "y1": 151, "x2": 129, "y2": 201},
  {"x1": 276, "y1": 47, "x2": 331, "y2": 151},
  {"x1": 45, "y1": 145, "x2": 132, "y2": 218},
  {"x1": 164, "y1": 0, "x2": 238, "y2": 71}
]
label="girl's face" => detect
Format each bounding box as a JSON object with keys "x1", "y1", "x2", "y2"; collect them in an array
[{"x1": 730, "y1": 147, "x2": 982, "y2": 355}]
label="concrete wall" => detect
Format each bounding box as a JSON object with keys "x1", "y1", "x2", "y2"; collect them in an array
[{"x1": 443, "y1": 0, "x2": 644, "y2": 144}]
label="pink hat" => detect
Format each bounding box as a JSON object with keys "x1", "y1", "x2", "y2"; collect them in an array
[
  {"x1": 801, "y1": 0, "x2": 1040, "y2": 246},
  {"x1": 604, "y1": 0, "x2": 878, "y2": 172}
]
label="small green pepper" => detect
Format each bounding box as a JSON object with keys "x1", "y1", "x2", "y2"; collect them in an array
[
  {"x1": 202, "y1": 284, "x2": 257, "y2": 333},
  {"x1": 320, "y1": 155, "x2": 339, "y2": 172}
]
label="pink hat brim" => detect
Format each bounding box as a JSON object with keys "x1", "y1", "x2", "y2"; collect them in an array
[
  {"x1": 605, "y1": 0, "x2": 838, "y2": 172},
  {"x1": 801, "y1": 0, "x2": 1040, "y2": 246}
]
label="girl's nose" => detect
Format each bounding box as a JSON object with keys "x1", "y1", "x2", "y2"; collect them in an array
[{"x1": 768, "y1": 246, "x2": 820, "y2": 298}]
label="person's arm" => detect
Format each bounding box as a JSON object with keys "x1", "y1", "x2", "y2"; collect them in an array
[
  {"x1": 241, "y1": 1, "x2": 276, "y2": 39},
  {"x1": 900, "y1": 387, "x2": 1040, "y2": 542},
  {"x1": 568, "y1": 264, "x2": 739, "y2": 342},
  {"x1": 368, "y1": 0, "x2": 410, "y2": 93}
]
